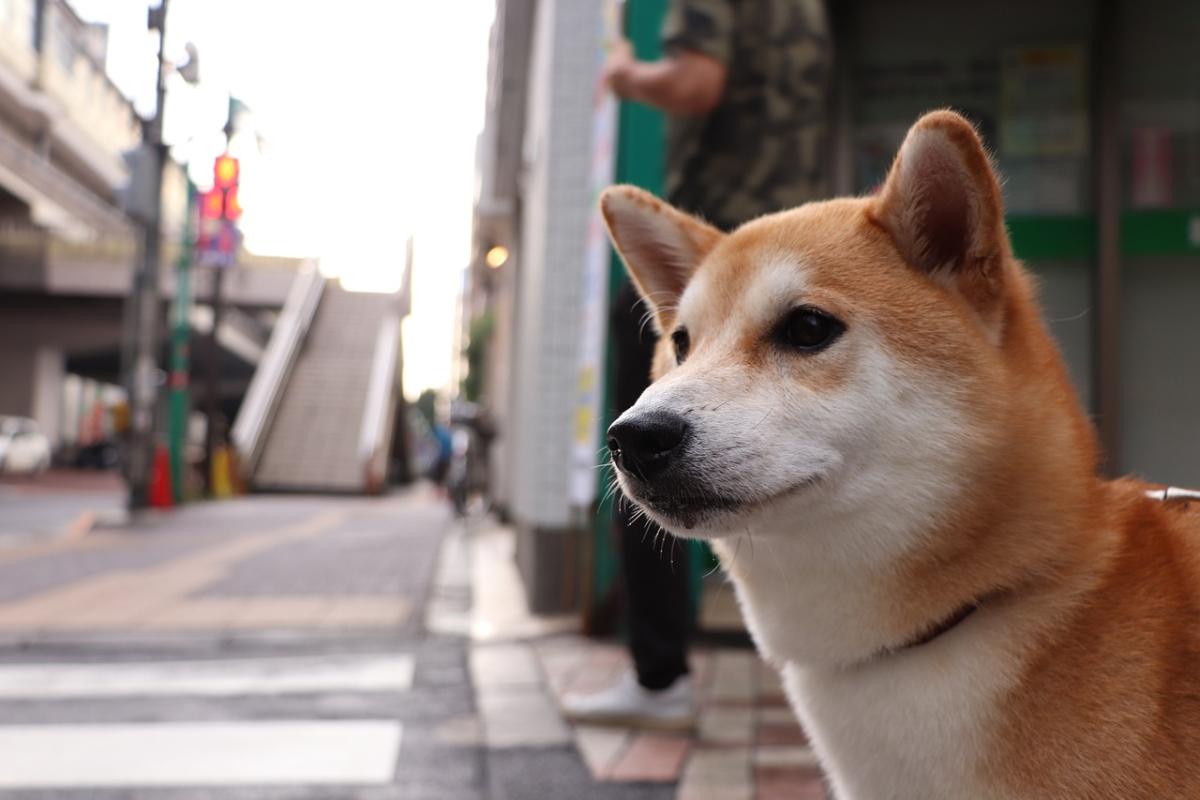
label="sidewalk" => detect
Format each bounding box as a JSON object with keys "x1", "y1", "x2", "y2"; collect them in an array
[
  {"x1": 462, "y1": 521, "x2": 830, "y2": 800},
  {"x1": 0, "y1": 490, "x2": 440, "y2": 641},
  {"x1": 0, "y1": 469, "x2": 123, "y2": 546}
]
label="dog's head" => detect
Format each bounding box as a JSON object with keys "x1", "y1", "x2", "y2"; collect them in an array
[{"x1": 603, "y1": 111, "x2": 1038, "y2": 557}]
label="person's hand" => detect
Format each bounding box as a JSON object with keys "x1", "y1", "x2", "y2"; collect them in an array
[{"x1": 602, "y1": 37, "x2": 635, "y2": 98}]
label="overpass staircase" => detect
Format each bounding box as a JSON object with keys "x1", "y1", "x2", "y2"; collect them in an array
[{"x1": 231, "y1": 268, "x2": 406, "y2": 493}]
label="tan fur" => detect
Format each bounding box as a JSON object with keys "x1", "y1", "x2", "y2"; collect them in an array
[{"x1": 601, "y1": 110, "x2": 1200, "y2": 798}]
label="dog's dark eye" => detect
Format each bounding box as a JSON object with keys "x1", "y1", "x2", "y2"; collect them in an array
[
  {"x1": 778, "y1": 307, "x2": 844, "y2": 352},
  {"x1": 671, "y1": 327, "x2": 690, "y2": 365}
]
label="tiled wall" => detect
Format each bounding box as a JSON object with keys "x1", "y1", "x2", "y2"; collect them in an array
[{"x1": 510, "y1": 0, "x2": 603, "y2": 529}]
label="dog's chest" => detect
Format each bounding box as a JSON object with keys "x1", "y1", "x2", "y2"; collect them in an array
[{"x1": 780, "y1": 643, "x2": 1013, "y2": 800}]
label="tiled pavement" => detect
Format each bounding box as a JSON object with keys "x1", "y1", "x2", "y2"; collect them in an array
[
  {"x1": 466, "y1": 524, "x2": 831, "y2": 800},
  {"x1": 469, "y1": 637, "x2": 829, "y2": 800}
]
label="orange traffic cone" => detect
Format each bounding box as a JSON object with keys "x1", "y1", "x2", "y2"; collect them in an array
[{"x1": 149, "y1": 444, "x2": 174, "y2": 508}]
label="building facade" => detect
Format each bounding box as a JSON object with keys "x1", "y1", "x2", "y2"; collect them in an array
[
  {"x1": 0, "y1": 0, "x2": 298, "y2": 455},
  {"x1": 0, "y1": 0, "x2": 141, "y2": 445},
  {"x1": 466, "y1": 0, "x2": 609, "y2": 611}
]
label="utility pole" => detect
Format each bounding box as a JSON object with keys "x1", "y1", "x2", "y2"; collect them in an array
[
  {"x1": 124, "y1": 0, "x2": 171, "y2": 509},
  {"x1": 201, "y1": 108, "x2": 240, "y2": 495},
  {"x1": 167, "y1": 182, "x2": 195, "y2": 503},
  {"x1": 202, "y1": 234, "x2": 225, "y2": 494}
]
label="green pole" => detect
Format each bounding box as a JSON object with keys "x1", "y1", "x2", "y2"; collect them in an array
[
  {"x1": 589, "y1": 0, "x2": 670, "y2": 620},
  {"x1": 167, "y1": 181, "x2": 196, "y2": 503}
]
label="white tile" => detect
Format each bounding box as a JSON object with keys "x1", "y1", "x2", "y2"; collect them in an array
[
  {"x1": 0, "y1": 721, "x2": 401, "y2": 787},
  {"x1": 0, "y1": 654, "x2": 414, "y2": 699},
  {"x1": 677, "y1": 747, "x2": 752, "y2": 800},
  {"x1": 754, "y1": 745, "x2": 820, "y2": 769},
  {"x1": 574, "y1": 724, "x2": 630, "y2": 778},
  {"x1": 470, "y1": 643, "x2": 541, "y2": 689},
  {"x1": 699, "y1": 707, "x2": 754, "y2": 744},
  {"x1": 469, "y1": 525, "x2": 579, "y2": 641},
  {"x1": 477, "y1": 686, "x2": 571, "y2": 748},
  {"x1": 709, "y1": 652, "x2": 755, "y2": 703}
]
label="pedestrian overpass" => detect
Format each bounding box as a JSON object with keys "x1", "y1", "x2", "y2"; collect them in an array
[{"x1": 231, "y1": 267, "x2": 409, "y2": 494}]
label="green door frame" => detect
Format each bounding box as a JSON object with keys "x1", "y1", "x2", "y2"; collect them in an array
[{"x1": 588, "y1": 0, "x2": 710, "y2": 631}]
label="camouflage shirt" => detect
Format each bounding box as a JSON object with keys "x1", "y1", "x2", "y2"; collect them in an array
[{"x1": 662, "y1": 0, "x2": 833, "y2": 230}]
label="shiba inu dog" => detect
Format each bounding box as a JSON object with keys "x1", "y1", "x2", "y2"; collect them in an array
[{"x1": 601, "y1": 110, "x2": 1200, "y2": 799}]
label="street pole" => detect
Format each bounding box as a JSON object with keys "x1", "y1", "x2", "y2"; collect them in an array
[
  {"x1": 201, "y1": 102, "x2": 237, "y2": 495},
  {"x1": 125, "y1": 0, "x2": 170, "y2": 510},
  {"x1": 202, "y1": 260, "x2": 224, "y2": 494},
  {"x1": 168, "y1": 181, "x2": 195, "y2": 503}
]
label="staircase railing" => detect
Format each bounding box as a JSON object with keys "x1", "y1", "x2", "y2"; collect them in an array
[
  {"x1": 357, "y1": 299, "x2": 405, "y2": 494},
  {"x1": 231, "y1": 264, "x2": 325, "y2": 479}
]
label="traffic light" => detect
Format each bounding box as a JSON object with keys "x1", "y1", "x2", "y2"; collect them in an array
[
  {"x1": 196, "y1": 152, "x2": 242, "y2": 268},
  {"x1": 200, "y1": 154, "x2": 241, "y2": 222}
]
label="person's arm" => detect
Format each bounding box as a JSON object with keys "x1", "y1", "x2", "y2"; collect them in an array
[{"x1": 603, "y1": 39, "x2": 727, "y2": 116}]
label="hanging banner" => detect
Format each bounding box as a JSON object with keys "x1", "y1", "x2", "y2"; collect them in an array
[{"x1": 569, "y1": 0, "x2": 623, "y2": 509}]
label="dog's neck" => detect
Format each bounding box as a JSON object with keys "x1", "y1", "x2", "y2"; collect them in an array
[{"x1": 715, "y1": 473, "x2": 1098, "y2": 671}]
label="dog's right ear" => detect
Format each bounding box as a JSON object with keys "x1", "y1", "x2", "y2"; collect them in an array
[
  {"x1": 600, "y1": 185, "x2": 724, "y2": 332},
  {"x1": 869, "y1": 110, "x2": 1009, "y2": 328}
]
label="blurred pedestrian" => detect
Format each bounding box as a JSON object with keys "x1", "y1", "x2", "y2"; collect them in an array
[{"x1": 563, "y1": 0, "x2": 833, "y2": 729}]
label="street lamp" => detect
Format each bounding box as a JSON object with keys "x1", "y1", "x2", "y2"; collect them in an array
[{"x1": 485, "y1": 245, "x2": 508, "y2": 269}]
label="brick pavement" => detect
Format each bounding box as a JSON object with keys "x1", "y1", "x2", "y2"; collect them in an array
[
  {"x1": 537, "y1": 640, "x2": 828, "y2": 799},
  {"x1": 465, "y1": 522, "x2": 831, "y2": 800}
]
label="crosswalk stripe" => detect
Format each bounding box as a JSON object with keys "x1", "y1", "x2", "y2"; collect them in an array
[
  {"x1": 0, "y1": 653, "x2": 415, "y2": 699},
  {"x1": 0, "y1": 720, "x2": 403, "y2": 787}
]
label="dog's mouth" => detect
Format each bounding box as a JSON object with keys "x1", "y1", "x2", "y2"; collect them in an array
[{"x1": 621, "y1": 473, "x2": 824, "y2": 532}]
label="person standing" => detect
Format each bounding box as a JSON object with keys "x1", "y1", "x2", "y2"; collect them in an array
[{"x1": 563, "y1": 0, "x2": 833, "y2": 729}]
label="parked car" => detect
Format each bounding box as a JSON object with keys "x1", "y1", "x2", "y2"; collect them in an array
[{"x1": 0, "y1": 416, "x2": 51, "y2": 476}]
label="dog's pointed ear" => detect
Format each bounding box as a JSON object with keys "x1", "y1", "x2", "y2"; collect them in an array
[
  {"x1": 601, "y1": 185, "x2": 724, "y2": 331},
  {"x1": 871, "y1": 110, "x2": 1009, "y2": 321}
]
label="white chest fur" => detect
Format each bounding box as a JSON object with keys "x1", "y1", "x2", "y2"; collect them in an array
[{"x1": 774, "y1": 610, "x2": 1021, "y2": 800}]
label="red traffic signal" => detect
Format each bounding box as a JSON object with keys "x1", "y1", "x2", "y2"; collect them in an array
[
  {"x1": 200, "y1": 188, "x2": 224, "y2": 220},
  {"x1": 200, "y1": 153, "x2": 242, "y2": 223},
  {"x1": 213, "y1": 154, "x2": 239, "y2": 189},
  {"x1": 223, "y1": 186, "x2": 242, "y2": 221},
  {"x1": 199, "y1": 187, "x2": 241, "y2": 222}
]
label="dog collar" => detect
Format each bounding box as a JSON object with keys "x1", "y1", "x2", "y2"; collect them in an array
[
  {"x1": 866, "y1": 487, "x2": 1200, "y2": 667},
  {"x1": 895, "y1": 602, "x2": 979, "y2": 652},
  {"x1": 865, "y1": 486, "x2": 1200, "y2": 667},
  {"x1": 864, "y1": 597, "x2": 984, "y2": 667}
]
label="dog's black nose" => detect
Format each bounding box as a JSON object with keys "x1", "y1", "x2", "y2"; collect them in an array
[{"x1": 607, "y1": 412, "x2": 689, "y2": 481}]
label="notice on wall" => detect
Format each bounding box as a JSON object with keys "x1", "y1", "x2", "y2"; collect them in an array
[
  {"x1": 569, "y1": 0, "x2": 622, "y2": 510},
  {"x1": 1000, "y1": 45, "x2": 1089, "y2": 158}
]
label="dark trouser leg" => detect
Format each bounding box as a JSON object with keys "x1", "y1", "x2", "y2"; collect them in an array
[
  {"x1": 609, "y1": 282, "x2": 690, "y2": 690},
  {"x1": 617, "y1": 499, "x2": 691, "y2": 690}
]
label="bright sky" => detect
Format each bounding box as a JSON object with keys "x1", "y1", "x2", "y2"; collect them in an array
[{"x1": 72, "y1": 0, "x2": 495, "y2": 398}]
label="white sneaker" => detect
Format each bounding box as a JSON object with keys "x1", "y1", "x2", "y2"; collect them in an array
[{"x1": 561, "y1": 669, "x2": 695, "y2": 731}]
